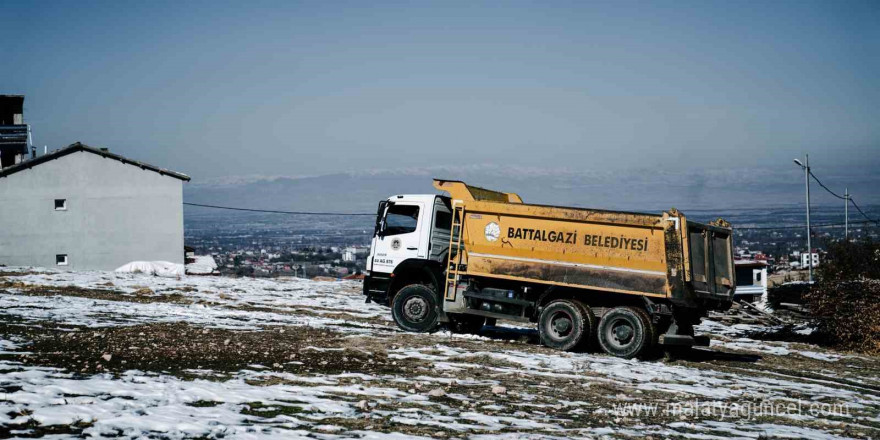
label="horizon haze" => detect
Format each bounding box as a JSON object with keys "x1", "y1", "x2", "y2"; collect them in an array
[{"x1": 2, "y1": 0, "x2": 878, "y2": 208}]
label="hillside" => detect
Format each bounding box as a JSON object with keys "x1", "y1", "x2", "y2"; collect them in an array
[{"x1": 0, "y1": 269, "x2": 878, "y2": 438}]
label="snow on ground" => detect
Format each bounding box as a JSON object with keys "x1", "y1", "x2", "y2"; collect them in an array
[
  {"x1": 186, "y1": 256, "x2": 218, "y2": 275},
  {"x1": 8, "y1": 267, "x2": 388, "y2": 321},
  {"x1": 115, "y1": 261, "x2": 186, "y2": 278},
  {"x1": 0, "y1": 267, "x2": 878, "y2": 439}
]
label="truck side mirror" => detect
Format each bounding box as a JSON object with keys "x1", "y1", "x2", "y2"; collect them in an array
[{"x1": 374, "y1": 201, "x2": 390, "y2": 238}]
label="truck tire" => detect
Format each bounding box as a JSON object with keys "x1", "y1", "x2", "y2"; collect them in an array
[
  {"x1": 597, "y1": 306, "x2": 653, "y2": 359},
  {"x1": 538, "y1": 299, "x2": 594, "y2": 351},
  {"x1": 448, "y1": 314, "x2": 485, "y2": 334},
  {"x1": 392, "y1": 284, "x2": 439, "y2": 333}
]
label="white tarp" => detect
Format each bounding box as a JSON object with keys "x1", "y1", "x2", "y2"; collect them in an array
[{"x1": 115, "y1": 261, "x2": 185, "y2": 278}]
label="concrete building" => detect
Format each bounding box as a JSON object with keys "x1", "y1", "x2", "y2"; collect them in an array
[
  {"x1": 800, "y1": 252, "x2": 820, "y2": 269},
  {"x1": 0, "y1": 142, "x2": 190, "y2": 270},
  {"x1": 0, "y1": 95, "x2": 30, "y2": 168},
  {"x1": 734, "y1": 260, "x2": 769, "y2": 301},
  {"x1": 342, "y1": 247, "x2": 356, "y2": 262}
]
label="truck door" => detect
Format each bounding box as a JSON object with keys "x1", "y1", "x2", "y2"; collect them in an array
[
  {"x1": 687, "y1": 223, "x2": 735, "y2": 299},
  {"x1": 374, "y1": 202, "x2": 426, "y2": 272}
]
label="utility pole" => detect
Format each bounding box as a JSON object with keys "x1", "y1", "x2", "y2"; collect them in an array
[
  {"x1": 845, "y1": 187, "x2": 849, "y2": 241},
  {"x1": 793, "y1": 155, "x2": 813, "y2": 283}
]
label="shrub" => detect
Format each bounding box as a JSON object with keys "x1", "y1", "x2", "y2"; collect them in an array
[
  {"x1": 767, "y1": 283, "x2": 809, "y2": 308},
  {"x1": 803, "y1": 239, "x2": 880, "y2": 354}
]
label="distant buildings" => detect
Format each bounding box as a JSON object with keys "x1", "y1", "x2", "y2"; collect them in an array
[
  {"x1": 0, "y1": 141, "x2": 190, "y2": 270},
  {"x1": 342, "y1": 247, "x2": 356, "y2": 262},
  {"x1": 341, "y1": 246, "x2": 368, "y2": 262},
  {"x1": 800, "y1": 252, "x2": 820, "y2": 268},
  {"x1": 342, "y1": 246, "x2": 368, "y2": 263},
  {"x1": 787, "y1": 250, "x2": 820, "y2": 269}
]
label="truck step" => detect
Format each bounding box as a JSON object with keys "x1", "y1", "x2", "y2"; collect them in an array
[
  {"x1": 458, "y1": 308, "x2": 532, "y2": 323},
  {"x1": 462, "y1": 291, "x2": 533, "y2": 306},
  {"x1": 658, "y1": 334, "x2": 710, "y2": 347}
]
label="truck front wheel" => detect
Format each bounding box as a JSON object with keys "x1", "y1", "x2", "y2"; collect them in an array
[
  {"x1": 597, "y1": 307, "x2": 653, "y2": 359},
  {"x1": 392, "y1": 284, "x2": 439, "y2": 333},
  {"x1": 538, "y1": 299, "x2": 594, "y2": 351}
]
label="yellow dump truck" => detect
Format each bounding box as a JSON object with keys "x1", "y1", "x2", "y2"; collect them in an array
[{"x1": 364, "y1": 179, "x2": 735, "y2": 358}]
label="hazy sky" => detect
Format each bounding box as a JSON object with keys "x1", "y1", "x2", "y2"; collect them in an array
[{"x1": 3, "y1": 0, "x2": 878, "y2": 184}]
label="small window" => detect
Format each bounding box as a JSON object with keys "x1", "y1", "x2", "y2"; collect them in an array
[
  {"x1": 383, "y1": 204, "x2": 419, "y2": 236},
  {"x1": 434, "y1": 210, "x2": 452, "y2": 230},
  {"x1": 56, "y1": 254, "x2": 68, "y2": 266},
  {"x1": 54, "y1": 199, "x2": 67, "y2": 211}
]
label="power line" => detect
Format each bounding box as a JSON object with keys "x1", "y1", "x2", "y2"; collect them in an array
[
  {"x1": 736, "y1": 220, "x2": 875, "y2": 231},
  {"x1": 183, "y1": 202, "x2": 374, "y2": 216},
  {"x1": 807, "y1": 170, "x2": 879, "y2": 225},
  {"x1": 849, "y1": 198, "x2": 880, "y2": 225},
  {"x1": 183, "y1": 201, "x2": 878, "y2": 228},
  {"x1": 808, "y1": 171, "x2": 846, "y2": 200}
]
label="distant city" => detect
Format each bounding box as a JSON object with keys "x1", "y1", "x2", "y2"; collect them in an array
[
  {"x1": 184, "y1": 204, "x2": 879, "y2": 279},
  {"x1": 184, "y1": 210, "x2": 372, "y2": 278}
]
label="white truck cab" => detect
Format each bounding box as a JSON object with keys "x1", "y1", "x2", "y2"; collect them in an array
[
  {"x1": 364, "y1": 194, "x2": 452, "y2": 305},
  {"x1": 367, "y1": 194, "x2": 452, "y2": 277}
]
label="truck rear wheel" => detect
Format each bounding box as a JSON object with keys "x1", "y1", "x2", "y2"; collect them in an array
[
  {"x1": 538, "y1": 299, "x2": 594, "y2": 351},
  {"x1": 597, "y1": 306, "x2": 653, "y2": 359},
  {"x1": 392, "y1": 284, "x2": 439, "y2": 333}
]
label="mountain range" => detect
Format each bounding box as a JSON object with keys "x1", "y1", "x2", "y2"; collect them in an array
[{"x1": 184, "y1": 165, "x2": 879, "y2": 216}]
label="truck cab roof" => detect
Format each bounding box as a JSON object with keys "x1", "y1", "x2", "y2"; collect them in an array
[{"x1": 385, "y1": 194, "x2": 446, "y2": 204}]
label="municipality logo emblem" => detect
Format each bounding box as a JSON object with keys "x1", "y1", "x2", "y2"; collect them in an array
[{"x1": 484, "y1": 222, "x2": 501, "y2": 242}]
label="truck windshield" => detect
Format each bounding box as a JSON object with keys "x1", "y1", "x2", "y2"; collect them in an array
[{"x1": 384, "y1": 204, "x2": 419, "y2": 236}]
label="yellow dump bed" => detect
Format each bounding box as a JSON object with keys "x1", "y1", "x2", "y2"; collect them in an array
[{"x1": 435, "y1": 180, "x2": 735, "y2": 308}]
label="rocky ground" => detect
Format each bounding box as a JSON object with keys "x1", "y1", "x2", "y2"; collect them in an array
[{"x1": 0, "y1": 268, "x2": 877, "y2": 439}]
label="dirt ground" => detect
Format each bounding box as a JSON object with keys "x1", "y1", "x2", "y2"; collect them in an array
[{"x1": 0, "y1": 269, "x2": 878, "y2": 439}]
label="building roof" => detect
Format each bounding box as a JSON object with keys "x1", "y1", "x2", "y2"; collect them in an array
[
  {"x1": 734, "y1": 260, "x2": 769, "y2": 268},
  {"x1": 0, "y1": 142, "x2": 191, "y2": 182}
]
